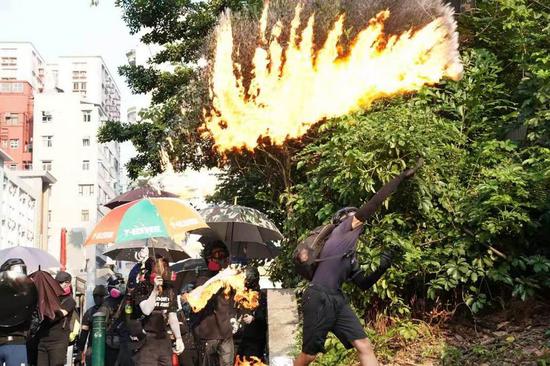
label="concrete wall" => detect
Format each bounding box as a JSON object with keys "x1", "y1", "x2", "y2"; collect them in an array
[{"x1": 267, "y1": 289, "x2": 300, "y2": 366}]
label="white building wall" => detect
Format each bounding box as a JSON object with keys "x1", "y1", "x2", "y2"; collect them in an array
[
  {"x1": 33, "y1": 92, "x2": 120, "y2": 272},
  {"x1": 0, "y1": 42, "x2": 45, "y2": 91},
  {"x1": 0, "y1": 152, "x2": 39, "y2": 249},
  {"x1": 45, "y1": 56, "x2": 121, "y2": 121}
]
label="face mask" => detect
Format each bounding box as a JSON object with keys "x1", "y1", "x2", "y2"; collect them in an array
[
  {"x1": 93, "y1": 295, "x2": 104, "y2": 306},
  {"x1": 149, "y1": 272, "x2": 157, "y2": 285},
  {"x1": 63, "y1": 285, "x2": 72, "y2": 295},
  {"x1": 110, "y1": 288, "x2": 122, "y2": 298},
  {"x1": 208, "y1": 259, "x2": 222, "y2": 272}
]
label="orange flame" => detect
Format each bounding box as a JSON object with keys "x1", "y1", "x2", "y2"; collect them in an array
[
  {"x1": 187, "y1": 267, "x2": 259, "y2": 312},
  {"x1": 235, "y1": 356, "x2": 267, "y2": 366},
  {"x1": 204, "y1": 3, "x2": 462, "y2": 152}
]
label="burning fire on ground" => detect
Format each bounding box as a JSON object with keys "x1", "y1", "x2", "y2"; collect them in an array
[
  {"x1": 204, "y1": 1, "x2": 462, "y2": 152},
  {"x1": 186, "y1": 267, "x2": 259, "y2": 312},
  {"x1": 234, "y1": 356, "x2": 267, "y2": 366}
]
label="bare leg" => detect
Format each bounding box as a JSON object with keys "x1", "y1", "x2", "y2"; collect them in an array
[
  {"x1": 352, "y1": 338, "x2": 379, "y2": 366},
  {"x1": 293, "y1": 352, "x2": 317, "y2": 366}
]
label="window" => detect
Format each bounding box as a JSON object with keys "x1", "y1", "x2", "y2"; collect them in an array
[
  {"x1": 41, "y1": 111, "x2": 52, "y2": 123},
  {"x1": 23, "y1": 161, "x2": 32, "y2": 170},
  {"x1": 5, "y1": 113, "x2": 19, "y2": 125},
  {"x1": 1, "y1": 57, "x2": 17, "y2": 67},
  {"x1": 9, "y1": 139, "x2": 19, "y2": 149},
  {"x1": 42, "y1": 135, "x2": 53, "y2": 147},
  {"x1": 83, "y1": 110, "x2": 91, "y2": 122},
  {"x1": 42, "y1": 160, "x2": 52, "y2": 171},
  {"x1": 48, "y1": 210, "x2": 52, "y2": 222},
  {"x1": 82, "y1": 137, "x2": 90, "y2": 147},
  {"x1": 82, "y1": 160, "x2": 90, "y2": 170},
  {"x1": 81, "y1": 209, "x2": 89, "y2": 222},
  {"x1": 1, "y1": 140, "x2": 7, "y2": 148},
  {"x1": 9, "y1": 164, "x2": 16, "y2": 170},
  {"x1": 72, "y1": 70, "x2": 87, "y2": 80},
  {"x1": 78, "y1": 184, "x2": 94, "y2": 196},
  {"x1": 73, "y1": 81, "x2": 87, "y2": 96}
]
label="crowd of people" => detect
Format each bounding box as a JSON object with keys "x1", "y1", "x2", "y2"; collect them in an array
[
  {"x1": 0, "y1": 240, "x2": 267, "y2": 366},
  {"x1": 1, "y1": 162, "x2": 422, "y2": 366}
]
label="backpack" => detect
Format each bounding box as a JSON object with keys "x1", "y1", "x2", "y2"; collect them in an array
[{"x1": 293, "y1": 224, "x2": 338, "y2": 280}]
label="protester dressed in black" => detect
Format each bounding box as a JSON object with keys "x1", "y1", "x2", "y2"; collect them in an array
[
  {"x1": 36, "y1": 271, "x2": 76, "y2": 366},
  {"x1": 77, "y1": 285, "x2": 108, "y2": 364},
  {"x1": 295, "y1": 160, "x2": 422, "y2": 366},
  {"x1": 100, "y1": 274, "x2": 129, "y2": 366},
  {"x1": 191, "y1": 241, "x2": 235, "y2": 366},
  {"x1": 0, "y1": 258, "x2": 37, "y2": 366},
  {"x1": 237, "y1": 267, "x2": 267, "y2": 362},
  {"x1": 177, "y1": 284, "x2": 199, "y2": 366},
  {"x1": 133, "y1": 258, "x2": 184, "y2": 366}
]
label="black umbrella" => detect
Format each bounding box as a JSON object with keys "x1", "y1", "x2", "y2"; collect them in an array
[
  {"x1": 195, "y1": 205, "x2": 283, "y2": 260},
  {"x1": 228, "y1": 241, "x2": 281, "y2": 260},
  {"x1": 104, "y1": 186, "x2": 178, "y2": 209}
]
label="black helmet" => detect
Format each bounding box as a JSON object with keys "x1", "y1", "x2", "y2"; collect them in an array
[
  {"x1": 93, "y1": 284, "x2": 108, "y2": 297},
  {"x1": 0, "y1": 258, "x2": 27, "y2": 275},
  {"x1": 107, "y1": 273, "x2": 125, "y2": 291},
  {"x1": 245, "y1": 266, "x2": 260, "y2": 290},
  {"x1": 331, "y1": 207, "x2": 358, "y2": 225}
]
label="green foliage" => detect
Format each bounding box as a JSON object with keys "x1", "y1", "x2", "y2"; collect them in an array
[
  {"x1": 269, "y1": 44, "x2": 550, "y2": 315},
  {"x1": 99, "y1": 0, "x2": 263, "y2": 176},
  {"x1": 109, "y1": 0, "x2": 550, "y2": 318}
]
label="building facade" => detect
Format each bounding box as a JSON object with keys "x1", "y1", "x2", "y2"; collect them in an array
[
  {"x1": 0, "y1": 149, "x2": 54, "y2": 249},
  {"x1": 0, "y1": 42, "x2": 45, "y2": 91},
  {"x1": 45, "y1": 56, "x2": 121, "y2": 121},
  {"x1": 33, "y1": 91, "x2": 120, "y2": 272},
  {"x1": 0, "y1": 81, "x2": 35, "y2": 170}
]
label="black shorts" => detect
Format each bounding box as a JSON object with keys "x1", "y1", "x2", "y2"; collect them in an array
[{"x1": 301, "y1": 284, "x2": 367, "y2": 355}]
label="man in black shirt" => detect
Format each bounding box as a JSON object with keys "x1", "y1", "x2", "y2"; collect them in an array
[
  {"x1": 295, "y1": 160, "x2": 422, "y2": 366},
  {"x1": 36, "y1": 271, "x2": 77, "y2": 366},
  {"x1": 133, "y1": 257, "x2": 184, "y2": 366},
  {"x1": 237, "y1": 266, "x2": 267, "y2": 362},
  {"x1": 0, "y1": 258, "x2": 37, "y2": 366},
  {"x1": 191, "y1": 241, "x2": 235, "y2": 366}
]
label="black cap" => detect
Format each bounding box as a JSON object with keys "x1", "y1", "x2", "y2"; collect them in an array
[
  {"x1": 0, "y1": 258, "x2": 26, "y2": 273},
  {"x1": 93, "y1": 285, "x2": 108, "y2": 296},
  {"x1": 55, "y1": 271, "x2": 72, "y2": 283}
]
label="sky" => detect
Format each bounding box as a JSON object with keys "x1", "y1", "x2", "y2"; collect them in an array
[{"x1": 0, "y1": 0, "x2": 141, "y2": 166}]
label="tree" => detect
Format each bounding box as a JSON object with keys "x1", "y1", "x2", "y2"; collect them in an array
[
  {"x1": 104, "y1": 0, "x2": 550, "y2": 315},
  {"x1": 99, "y1": 0, "x2": 263, "y2": 178}
]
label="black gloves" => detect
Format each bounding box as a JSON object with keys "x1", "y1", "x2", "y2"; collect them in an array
[{"x1": 349, "y1": 249, "x2": 397, "y2": 291}]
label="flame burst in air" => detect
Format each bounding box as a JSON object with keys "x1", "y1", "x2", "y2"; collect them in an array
[
  {"x1": 187, "y1": 267, "x2": 259, "y2": 312},
  {"x1": 204, "y1": 2, "x2": 462, "y2": 151},
  {"x1": 235, "y1": 356, "x2": 267, "y2": 366}
]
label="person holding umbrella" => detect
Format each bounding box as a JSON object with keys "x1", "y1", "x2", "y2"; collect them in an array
[
  {"x1": 132, "y1": 257, "x2": 184, "y2": 365},
  {"x1": 35, "y1": 271, "x2": 76, "y2": 366},
  {"x1": 0, "y1": 258, "x2": 37, "y2": 366}
]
